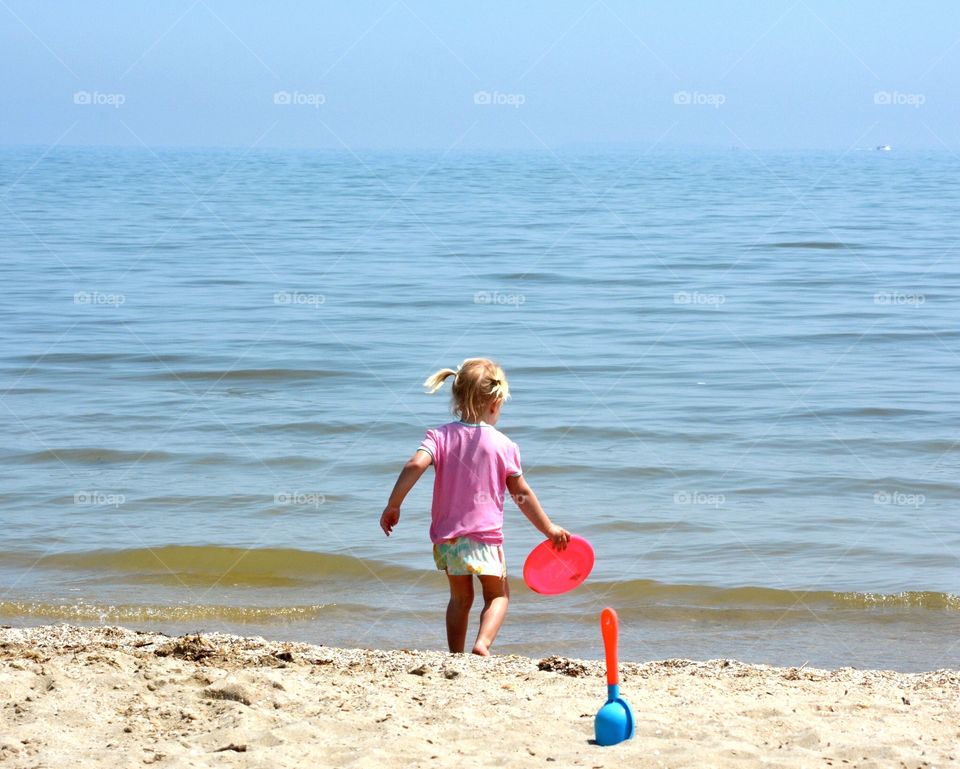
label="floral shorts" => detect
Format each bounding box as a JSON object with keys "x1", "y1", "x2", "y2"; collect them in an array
[{"x1": 433, "y1": 537, "x2": 506, "y2": 578}]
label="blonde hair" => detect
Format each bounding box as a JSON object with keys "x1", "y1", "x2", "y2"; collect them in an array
[{"x1": 423, "y1": 358, "x2": 510, "y2": 423}]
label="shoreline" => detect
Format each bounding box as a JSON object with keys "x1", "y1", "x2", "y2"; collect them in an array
[{"x1": 1, "y1": 624, "x2": 957, "y2": 767}]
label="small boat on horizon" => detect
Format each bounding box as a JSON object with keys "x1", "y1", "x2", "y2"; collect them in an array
[{"x1": 875, "y1": 144, "x2": 892, "y2": 151}]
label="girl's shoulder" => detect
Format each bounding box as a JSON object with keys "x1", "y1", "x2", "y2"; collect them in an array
[
  {"x1": 437, "y1": 421, "x2": 518, "y2": 445},
  {"x1": 424, "y1": 421, "x2": 463, "y2": 440},
  {"x1": 486, "y1": 424, "x2": 520, "y2": 449}
]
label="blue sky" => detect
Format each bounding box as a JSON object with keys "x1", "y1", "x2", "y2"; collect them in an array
[{"x1": 2, "y1": 1, "x2": 958, "y2": 150}]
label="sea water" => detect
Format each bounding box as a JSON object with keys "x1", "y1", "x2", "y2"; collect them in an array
[{"x1": 1, "y1": 146, "x2": 957, "y2": 670}]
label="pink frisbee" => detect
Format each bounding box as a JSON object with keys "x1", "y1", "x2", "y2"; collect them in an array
[{"x1": 523, "y1": 535, "x2": 595, "y2": 595}]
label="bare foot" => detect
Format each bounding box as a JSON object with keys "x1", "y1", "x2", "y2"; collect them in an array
[{"x1": 471, "y1": 640, "x2": 490, "y2": 656}]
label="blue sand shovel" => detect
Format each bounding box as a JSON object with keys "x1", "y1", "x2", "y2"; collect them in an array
[{"x1": 594, "y1": 607, "x2": 635, "y2": 746}]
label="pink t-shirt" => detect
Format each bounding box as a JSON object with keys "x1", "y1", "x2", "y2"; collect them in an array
[{"x1": 418, "y1": 421, "x2": 523, "y2": 545}]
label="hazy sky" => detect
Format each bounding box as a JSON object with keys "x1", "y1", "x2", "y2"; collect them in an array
[{"x1": 2, "y1": 1, "x2": 958, "y2": 150}]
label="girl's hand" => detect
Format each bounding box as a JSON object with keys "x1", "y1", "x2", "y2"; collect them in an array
[
  {"x1": 547, "y1": 524, "x2": 571, "y2": 550},
  {"x1": 380, "y1": 506, "x2": 400, "y2": 536}
]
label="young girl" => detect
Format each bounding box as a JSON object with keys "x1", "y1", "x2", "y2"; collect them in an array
[{"x1": 380, "y1": 358, "x2": 570, "y2": 656}]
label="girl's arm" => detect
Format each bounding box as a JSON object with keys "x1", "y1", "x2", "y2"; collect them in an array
[
  {"x1": 506, "y1": 474, "x2": 570, "y2": 550},
  {"x1": 380, "y1": 450, "x2": 432, "y2": 536}
]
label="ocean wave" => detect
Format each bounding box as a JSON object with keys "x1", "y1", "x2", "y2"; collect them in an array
[
  {"x1": 764, "y1": 241, "x2": 860, "y2": 250},
  {"x1": 2, "y1": 546, "x2": 955, "y2": 615},
  {"x1": 787, "y1": 406, "x2": 933, "y2": 419},
  {"x1": 513, "y1": 425, "x2": 728, "y2": 443},
  {"x1": 0, "y1": 545, "x2": 420, "y2": 588},
  {"x1": 589, "y1": 579, "x2": 960, "y2": 612},
  {"x1": 266, "y1": 421, "x2": 394, "y2": 435},
  {"x1": 12, "y1": 352, "x2": 199, "y2": 365},
  {"x1": 589, "y1": 519, "x2": 715, "y2": 534},
  {"x1": 128, "y1": 368, "x2": 351, "y2": 383},
  {"x1": 523, "y1": 464, "x2": 710, "y2": 480},
  {"x1": 9, "y1": 448, "x2": 178, "y2": 465},
  {"x1": 0, "y1": 600, "x2": 333, "y2": 623}
]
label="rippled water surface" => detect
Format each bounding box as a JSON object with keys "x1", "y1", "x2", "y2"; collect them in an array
[{"x1": 1, "y1": 146, "x2": 958, "y2": 670}]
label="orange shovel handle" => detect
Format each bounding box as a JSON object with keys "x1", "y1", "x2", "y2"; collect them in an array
[{"x1": 600, "y1": 607, "x2": 619, "y2": 687}]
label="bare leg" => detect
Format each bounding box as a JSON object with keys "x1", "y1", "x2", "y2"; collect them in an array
[
  {"x1": 473, "y1": 575, "x2": 509, "y2": 656},
  {"x1": 445, "y1": 574, "x2": 474, "y2": 653}
]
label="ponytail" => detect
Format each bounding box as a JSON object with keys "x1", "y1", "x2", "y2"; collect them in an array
[
  {"x1": 423, "y1": 359, "x2": 511, "y2": 423},
  {"x1": 423, "y1": 367, "x2": 458, "y2": 394}
]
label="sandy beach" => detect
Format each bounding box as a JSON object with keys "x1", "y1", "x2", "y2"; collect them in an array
[{"x1": 0, "y1": 625, "x2": 956, "y2": 768}]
